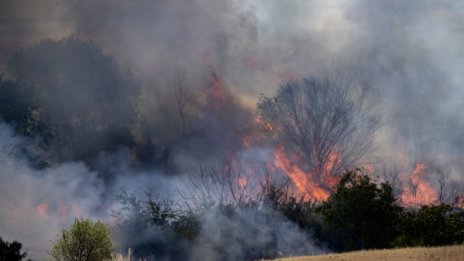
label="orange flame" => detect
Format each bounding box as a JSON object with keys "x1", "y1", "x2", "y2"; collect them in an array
[
  {"x1": 237, "y1": 177, "x2": 248, "y2": 188},
  {"x1": 35, "y1": 202, "x2": 48, "y2": 218},
  {"x1": 273, "y1": 146, "x2": 332, "y2": 201},
  {"x1": 401, "y1": 163, "x2": 437, "y2": 206}
]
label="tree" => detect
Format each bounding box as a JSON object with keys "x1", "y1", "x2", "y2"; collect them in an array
[
  {"x1": 258, "y1": 76, "x2": 379, "y2": 187},
  {"x1": 0, "y1": 237, "x2": 28, "y2": 261},
  {"x1": 318, "y1": 169, "x2": 402, "y2": 251},
  {"x1": 0, "y1": 76, "x2": 52, "y2": 143},
  {"x1": 396, "y1": 204, "x2": 464, "y2": 247},
  {"x1": 7, "y1": 36, "x2": 138, "y2": 164},
  {"x1": 50, "y1": 218, "x2": 113, "y2": 261}
]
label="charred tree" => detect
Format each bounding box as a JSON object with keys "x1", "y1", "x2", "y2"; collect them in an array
[{"x1": 258, "y1": 75, "x2": 379, "y2": 179}]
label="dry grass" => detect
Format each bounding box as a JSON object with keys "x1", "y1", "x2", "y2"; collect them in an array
[
  {"x1": 112, "y1": 249, "x2": 146, "y2": 261},
  {"x1": 270, "y1": 245, "x2": 464, "y2": 261}
]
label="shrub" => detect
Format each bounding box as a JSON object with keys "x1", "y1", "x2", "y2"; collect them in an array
[
  {"x1": 0, "y1": 237, "x2": 28, "y2": 261},
  {"x1": 396, "y1": 204, "x2": 464, "y2": 247},
  {"x1": 318, "y1": 169, "x2": 402, "y2": 251},
  {"x1": 50, "y1": 218, "x2": 113, "y2": 261}
]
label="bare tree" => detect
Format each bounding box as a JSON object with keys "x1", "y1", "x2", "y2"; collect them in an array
[
  {"x1": 434, "y1": 168, "x2": 463, "y2": 206},
  {"x1": 435, "y1": 168, "x2": 451, "y2": 204},
  {"x1": 172, "y1": 71, "x2": 199, "y2": 136},
  {"x1": 381, "y1": 165, "x2": 403, "y2": 198},
  {"x1": 258, "y1": 75, "x2": 379, "y2": 180},
  {"x1": 178, "y1": 159, "x2": 264, "y2": 211}
]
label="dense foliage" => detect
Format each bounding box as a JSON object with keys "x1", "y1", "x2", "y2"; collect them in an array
[
  {"x1": 396, "y1": 204, "x2": 464, "y2": 247},
  {"x1": 0, "y1": 237, "x2": 28, "y2": 261},
  {"x1": 50, "y1": 218, "x2": 113, "y2": 261},
  {"x1": 1, "y1": 37, "x2": 139, "y2": 166},
  {"x1": 317, "y1": 169, "x2": 402, "y2": 251}
]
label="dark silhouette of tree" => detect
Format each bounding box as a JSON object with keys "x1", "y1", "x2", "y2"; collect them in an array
[
  {"x1": 0, "y1": 237, "x2": 28, "y2": 261},
  {"x1": 0, "y1": 76, "x2": 51, "y2": 141},
  {"x1": 318, "y1": 169, "x2": 402, "y2": 251},
  {"x1": 396, "y1": 204, "x2": 464, "y2": 247},
  {"x1": 7, "y1": 36, "x2": 139, "y2": 164},
  {"x1": 258, "y1": 76, "x2": 379, "y2": 183}
]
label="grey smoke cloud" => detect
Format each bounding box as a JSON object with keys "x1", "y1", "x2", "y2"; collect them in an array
[
  {"x1": 0, "y1": 122, "x2": 105, "y2": 259},
  {"x1": 1, "y1": 0, "x2": 464, "y2": 259}
]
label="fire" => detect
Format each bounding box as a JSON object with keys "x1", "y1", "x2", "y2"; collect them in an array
[
  {"x1": 321, "y1": 150, "x2": 341, "y2": 188},
  {"x1": 237, "y1": 177, "x2": 248, "y2": 188},
  {"x1": 273, "y1": 146, "x2": 332, "y2": 201},
  {"x1": 362, "y1": 163, "x2": 374, "y2": 174},
  {"x1": 207, "y1": 71, "x2": 225, "y2": 110},
  {"x1": 35, "y1": 202, "x2": 48, "y2": 218},
  {"x1": 401, "y1": 163, "x2": 437, "y2": 206}
]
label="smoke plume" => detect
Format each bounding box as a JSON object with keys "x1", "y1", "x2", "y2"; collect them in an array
[{"x1": 1, "y1": 0, "x2": 464, "y2": 259}]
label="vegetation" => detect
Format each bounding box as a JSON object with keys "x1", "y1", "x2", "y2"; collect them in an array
[
  {"x1": 257, "y1": 77, "x2": 379, "y2": 178},
  {"x1": 317, "y1": 169, "x2": 402, "y2": 251},
  {"x1": 269, "y1": 245, "x2": 464, "y2": 261},
  {"x1": 2, "y1": 37, "x2": 139, "y2": 165},
  {"x1": 0, "y1": 38, "x2": 462, "y2": 260},
  {"x1": 50, "y1": 218, "x2": 113, "y2": 261},
  {"x1": 0, "y1": 237, "x2": 28, "y2": 261},
  {"x1": 396, "y1": 204, "x2": 464, "y2": 247},
  {"x1": 112, "y1": 169, "x2": 464, "y2": 260}
]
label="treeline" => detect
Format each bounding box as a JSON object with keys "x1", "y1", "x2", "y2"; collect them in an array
[
  {"x1": 3, "y1": 169, "x2": 464, "y2": 261},
  {"x1": 0, "y1": 36, "x2": 254, "y2": 173},
  {"x1": 0, "y1": 237, "x2": 29, "y2": 261},
  {"x1": 112, "y1": 169, "x2": 464, "y2": 260}
]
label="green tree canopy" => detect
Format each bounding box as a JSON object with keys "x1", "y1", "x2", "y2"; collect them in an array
[
  {"x1": 397, "y1": 204, "x2": 464, "y2": 246},
  {"x1": 50, "y1": 218, "x2": 113, "y2": 261},
  {"x1": 318, "y1": 169, "x2": 402, "y2": 251}
]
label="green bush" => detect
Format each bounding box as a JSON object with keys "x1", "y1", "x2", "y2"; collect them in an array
[
  {"x1": 396, "y1": 204, "x2": 464, "y2": 247},
  {"x1": 50, "y1": 218, "x2": 113, "y2": 261},
  {"x1": 318, "y1": 169, "x2": 402, "y2": 251}
]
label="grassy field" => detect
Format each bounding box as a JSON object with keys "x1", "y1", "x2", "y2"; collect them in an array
[{"x1": 270, "y1": 245, "x2": 464, "y2": 261}]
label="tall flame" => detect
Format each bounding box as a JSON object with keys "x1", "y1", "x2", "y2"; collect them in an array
[
  {"x1": 401, "y1": 163, "x2": 437, "y2": 206},
  {"x1": 273, "y1": 146, "x2": 333, "y2": 201}
]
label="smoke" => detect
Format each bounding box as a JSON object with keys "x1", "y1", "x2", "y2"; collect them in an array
[
  {"x1": 0, "y1": 122, "x2": 105, "y2": 258},
  {"x1": 343, "y1": 0, "x2": 464, "y2": 183},
  {"x1": 1, "y1": 0, "x2": 464, "y2": 259},
  {"x1": 189, "y1": 206, "x2": 323, "y2": 261}
]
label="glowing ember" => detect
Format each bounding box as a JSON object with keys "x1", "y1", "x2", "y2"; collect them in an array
[{"x1": 35, "y1": 202, "x2": 48, "y2": 218}]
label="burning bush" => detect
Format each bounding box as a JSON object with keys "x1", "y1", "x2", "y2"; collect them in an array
[{"x1": 258, "y1": 75, "x2": 379, "y2": 200}]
